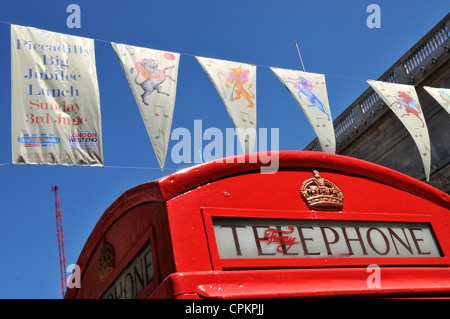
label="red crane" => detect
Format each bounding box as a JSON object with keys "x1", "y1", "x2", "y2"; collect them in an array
[{"x1": 52, "y1": 185, "x2": 67, "y2": 298}]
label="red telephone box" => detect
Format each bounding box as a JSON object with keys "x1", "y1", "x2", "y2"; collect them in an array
[{"x1": 64, "y1": 151, "x2": 450, "y2": 299}]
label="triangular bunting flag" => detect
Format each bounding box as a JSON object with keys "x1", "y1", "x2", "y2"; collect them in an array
[
  {"x1": 271, "y1": 67, "x2": 335, "y2": 153},
  {"x1": 112, "y1": 43, "x2": 180, "y2": 169},
  {"x1": 368, "y1": 80, "x2": 431, "y2": 182},
  {"x1": 196, "y1": 56, "x2": 256, "y2": 154},
  {"x1": 423, "y1": 86, "x2": 450, "y2": 115}
]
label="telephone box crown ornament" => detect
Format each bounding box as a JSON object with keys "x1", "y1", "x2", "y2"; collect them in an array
[
  {"x1": 98, "y1": 241, "x2": 115, "y2": 281},
  {"x1": 301, "y1": 170, "x2": 344, "y2": 211}
]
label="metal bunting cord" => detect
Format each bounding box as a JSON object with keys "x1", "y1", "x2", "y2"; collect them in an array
[
  {"x1": 0, "y1": 19, "x2": 370, "y2": 82},
  {"x1": 0, "y1": 162, "x2": 181, "y2": 171},
  {"x1": 0, "y1": 162, "x2": 446, "y2": 186}
]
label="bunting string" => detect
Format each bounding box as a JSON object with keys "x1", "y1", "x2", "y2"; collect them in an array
[
  {"x1": 0, "y1": 162, "x2": 181, "y2": 170},
  {"x1": 0, "y1": 19, "x2": 370, "y2": 83},
  {"x1": 0, "y1": 162, "x2": 446, "y2": 186}
]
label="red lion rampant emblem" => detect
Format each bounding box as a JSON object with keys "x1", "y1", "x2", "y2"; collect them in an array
[{"x1": 387, "y1": 91, "x2": 424, "y2": 128}]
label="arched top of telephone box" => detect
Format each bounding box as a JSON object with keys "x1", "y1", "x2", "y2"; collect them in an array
[
  {"x1": 156, "y1": 151, "x2": 449, "y2": 208},
  {"x1": 83, "y1": 151, "x2": 448, "y2": 237}
]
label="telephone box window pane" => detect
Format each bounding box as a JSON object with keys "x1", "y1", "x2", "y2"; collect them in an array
[{"x1": 101, "y1": 241, "x2": 154, "y2": 299}]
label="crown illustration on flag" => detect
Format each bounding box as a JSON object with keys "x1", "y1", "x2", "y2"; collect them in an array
[{"x1": 300, "y1": 170, "x2": 344, "y2": 211}]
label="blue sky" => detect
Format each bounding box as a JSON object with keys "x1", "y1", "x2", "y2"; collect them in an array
[{"x1": 0, "y1": 0, "x2": 448, "y2": 298}]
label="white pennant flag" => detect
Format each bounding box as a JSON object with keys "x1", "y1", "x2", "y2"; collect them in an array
[
  {"x1": 271, "y1": 67, "x2": 335, "y2": 153},
  {"x1": 11, "y1": 25, "x2": 103, "y2": 166},
  {"x1": 196, "y1": 56, "x2": 256, "y2": 154},
  {"x1": 423, "y1": 86, "x2": 450, "y2": 115},
  {"x1": 112, "y1": 43, "x2": 180, "y2": 169},
  {"x1": 367, "y1": 80, "x2": 431, "y2": 182}
]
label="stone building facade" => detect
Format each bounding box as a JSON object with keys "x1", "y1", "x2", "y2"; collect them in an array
[{"x1": 305, "y1": 13, "x2": 450, "y2": 194}]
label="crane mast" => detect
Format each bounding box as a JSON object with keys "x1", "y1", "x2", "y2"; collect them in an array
[{"x1": 52, "y1": 185, "x2": 67, "y2": 298}]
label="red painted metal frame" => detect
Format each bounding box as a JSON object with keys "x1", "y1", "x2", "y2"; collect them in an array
[
  {"x1": 65, "y1": 151, "x2": 450, "y2": 299},
  {"x1": 153, "y1": 267, "x2": 450, "y2": 298},
  {"x1": 202, "y1": 207, "x2": 447, "y2": 270}
]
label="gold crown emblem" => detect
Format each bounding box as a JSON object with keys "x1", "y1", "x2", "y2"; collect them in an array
[{"x1": 301, "y1": 170, "x2": 344, "y2": 211}]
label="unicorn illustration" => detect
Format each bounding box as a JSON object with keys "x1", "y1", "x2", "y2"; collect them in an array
[
  {"x1": 286, "y1": 76, "x2": 331, "y2": 121},
  {"x1": 130, "y1": 58, "x2": 176, "y2": 105}
]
